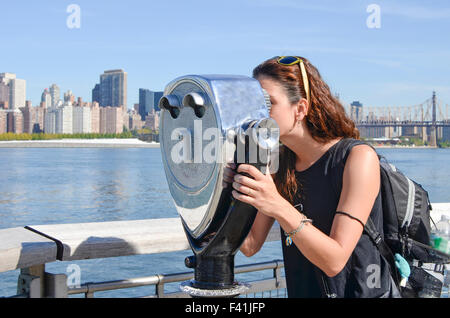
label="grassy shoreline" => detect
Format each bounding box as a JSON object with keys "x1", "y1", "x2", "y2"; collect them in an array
[
  {"x1": 0, "y1": 138, "x2": 159, "y2": 148},
  {"x1": 0, "y1": 132, "x2": 134, "y2": 140},
  {"x1": 0, "y1": 133, "x2": 448, "y2": 148}
]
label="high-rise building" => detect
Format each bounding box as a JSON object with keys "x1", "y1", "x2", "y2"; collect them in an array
[
  {"x1": 0, "y1": 110, "x2": 6, "y2": 133},
  {"x1": 32, "y1": 106, "x2": 45, "y2": 133},
  {"x1": 0, "y1": 82, "x2": 9, "y2": 105},
  {"x1": 44, "y1": 108, "x2": 56, "y2": 133},
  {"x1": 41, "y1": 88, "x2": 51, "y2": 108},
  {"x1": 153, "y1": 91, "x2": 163, "y2": 112},
  {"x1": 139, "y1": 88, "x2": 151, "y2": 120},
  {"x1": 139, "y1": 88, "x2": 163, "y2": 120},
  {"x1": 122, "y1": 107, "x2": 130, "y2": 131},
  {"x1": 73, "y1": 106, "x2": 91, "y2": 133},
  {"x1": 56, "y1": 104, "x2": 73, "y2": 134},
  {"x1": 7, "y1": 110, "x2": 23, "y2": 133},
  {"x1": 94, "y1": 69, "x2": 127, "y2": 108},
  {"x1": 21, "y1": 101, "x2": 33, "y2": 133},
  {"x1": 350, "y1": 101, "x2": 363, "y2": 123},
  {"x1": 129, "y1": 110, "x2": 144, "y2": 131},
  {"x1": 92, "y1": 84, "x2": 100, "y2": 104},
  {"x1": 442, "y1": 126, "x2": 450, "y2": 142},
  {"x1": 0, "y1": 73, "x2": 26, "y2": 110},
  {"x1": 90, "y1": 102, "x2": 100, "y2": 133},
  {"x1": 64, "y1": 90, "x2": 75, "y2": 104},
  {"x1": 144, "y1": 109, "x2": 160, "y2": 131},
  {"x1": 44, "y1": 102, "x2": 73, "y2": 134},
  {"x1": 100, "y1": 106, "x2": 123, "y2": 134},
  {"x1": 49, "y1": 84, "x2": 60, "y2": 107}
]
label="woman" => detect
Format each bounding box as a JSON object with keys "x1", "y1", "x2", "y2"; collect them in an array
[{"x1": 225, "y1": 56, "x2": 398, "y2": 298}]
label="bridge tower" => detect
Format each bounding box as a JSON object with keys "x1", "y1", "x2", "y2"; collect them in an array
[{"x1": 429, "y1": 91, "x2": 437, "y2": 147}]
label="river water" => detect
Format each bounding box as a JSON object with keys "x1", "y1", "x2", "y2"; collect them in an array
[{"x1": 0, "y1": 147, "x2": 449, "y2": 297}]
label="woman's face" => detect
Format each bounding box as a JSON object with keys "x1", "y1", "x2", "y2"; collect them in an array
[{"x1": 257, "y1": 76, "x2": 299, "y2": 138}]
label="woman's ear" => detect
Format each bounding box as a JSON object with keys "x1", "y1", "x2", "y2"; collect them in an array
[{"x1": 295, "y1": 98, "x2": 309, "y2": 123}]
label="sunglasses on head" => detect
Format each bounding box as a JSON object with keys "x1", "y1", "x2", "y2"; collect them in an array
[{"x1": 277, "y1": 56, "x2": 310, "y2": 105}]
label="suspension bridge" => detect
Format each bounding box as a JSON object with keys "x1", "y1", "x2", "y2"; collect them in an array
[{"x1": 348, "y1": 92, "x2": 450, "y2": 147}]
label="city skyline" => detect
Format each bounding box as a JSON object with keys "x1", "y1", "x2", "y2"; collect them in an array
[{"x1": 2, "y1": 1, "x2": 450, "y2": 109}]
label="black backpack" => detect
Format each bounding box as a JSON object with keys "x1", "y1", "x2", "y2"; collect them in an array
[{"x1": 342, "y1": 139, "x2": 450, "y2": 297}]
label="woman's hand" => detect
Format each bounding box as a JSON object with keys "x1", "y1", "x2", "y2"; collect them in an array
[
  {"x1": 231, "y1": 163, "x2": 288, "y2": 219},
  {"x1": 222, "y1": 162, "x2": 237, "y2": 187}
]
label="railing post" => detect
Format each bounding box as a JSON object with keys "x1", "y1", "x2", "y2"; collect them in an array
[
  {"x1": 155, "y1": 274, "x2": 165, "y2": 298},
  {"x1": 273, "y1": 260, "x2": 282, "y2": 289},
  {"x1": 45, "y1": 273, "x2": 68, "y2": 298},
  {"x1": 17, "y1": 264, "x2": 45, "y2": 298}
]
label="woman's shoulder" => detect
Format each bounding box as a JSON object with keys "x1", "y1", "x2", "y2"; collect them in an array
[
  {"x1": 334, "y1": 138, "x2": 378, "y2": 160},
  {"x1": 344, "y1": 140, "x2": 380, "y2": 172},
  {"x1": 346, "y1": 139, "x2": 378, "y2": 160}
]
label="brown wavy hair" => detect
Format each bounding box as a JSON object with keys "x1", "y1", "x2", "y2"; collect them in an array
[{"x1": 253, "y1": 56, "x2": 359, "y2": 203}]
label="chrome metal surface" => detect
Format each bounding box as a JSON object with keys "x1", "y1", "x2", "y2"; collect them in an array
[
  {"x1": 180, "y1": 280, "x2": 250, "y2": 298},
  {"x1": 159, "y1": 74, "x2": 277, "y2": 238}
]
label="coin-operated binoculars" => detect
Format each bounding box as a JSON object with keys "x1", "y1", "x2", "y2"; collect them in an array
[{"x1": 159, "y1": 75, "x2": 279, "y2": 297}]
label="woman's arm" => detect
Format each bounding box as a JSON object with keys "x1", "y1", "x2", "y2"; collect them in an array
[
  {"x1": 240, "y1": 211, "x2": 275, "y2": 257},
  {"x1": 232, "y1": 144, "x2": 380, "y2": 277},
  {"x1": 224, "y1": 162, "x2": 276, "y2": 257}
]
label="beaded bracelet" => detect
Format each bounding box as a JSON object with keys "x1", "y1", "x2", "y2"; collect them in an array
[{"x1": 284, "y1": 215, "x2": 313, "y2": 246}]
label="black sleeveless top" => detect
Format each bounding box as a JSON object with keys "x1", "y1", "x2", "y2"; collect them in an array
[{"x1": 280, "y1": 138, "x2": 393, "y2": 298}]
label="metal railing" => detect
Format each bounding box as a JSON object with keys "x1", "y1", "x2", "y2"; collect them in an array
[
  {"x1": 65, "y1": 260, "x2": 286, "y2": 298},
  {"x1": 2, "y1": 203, "x2": 448, "y2": 298}
]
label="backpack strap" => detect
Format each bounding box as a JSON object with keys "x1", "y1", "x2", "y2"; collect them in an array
[
  {"x1": 332, "y1": 138, "x2": 402, "y2": 288},
  {"x1": 364, "y1": 218, "x2": 401, "y2": 288}
]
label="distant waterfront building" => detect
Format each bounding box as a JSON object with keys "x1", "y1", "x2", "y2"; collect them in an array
[
  {"x1": 56, "y1": 104, "x2": 73, "y2": 134},
  {"x1": 100, "y1": 106, "x2": 123, "y2": 134},
  {"x1": 49, "y1": 84, "x2": 60, "y2": 108},
  {"x1": 442, "y1": 125, "x2": 450, "y2": 142},
  {"x1": 144, "y1": 109, "x2": 160, "y2": 131},
  {"x1": 92, "y1": 84, "x2": 100, "y2": 104},
  {"x1": 73, "y1": 106, "x2": 92, "y2": 133},
  {"x1": 90, "y1": 102, "x2": 100, "y2": 133},
  {"x1": 139, "y1": 88, "x2": 163, "y2": 120},
  {"x1": 0, "y1": 110, "x2": 6, "y2": 133},
  {"x1": 153, "y1": 92, "x2": 163, "y2": 112},
  {"x1": 21, "y1": 101, "x2": 33, "y2": 133},
  {"x1": 93, "y1": 69, "x2": 127, "y2": 108},
  {"x1": 0, "y1": 82, "x2": 9, "y2": 106},
  {"x1": 122, "y1": 108, "x2": 130, "y2": 131},
  {"x1": 32, "y1": 106, "x2": 45, "y2": 133},
  {"x1": 138, "y1": 89, "x2": 151, "y2": 120},
  {"x1": 6, "y1": 110, "x2": 23, "y2": 133},
  {"x1": 44, "y1": 107, "x2": 56, "y2": 133},
  {"x1": 129, "y1": 110, "x2": 144, "y2": 131},
  {"x1": 64, "y1": 90, "x2": 75, "y2": 104},
  {"x1": 41, "y1": 88, "x2": 52, "y2": 108},
  {"x1": 45, "y1": 103, "x2": 73, "y2": 134},
  {"x1": 350, "y1": 101, "x2": 363, "y2": 123},
  {"x1": 0, "y1": 73, "x2": 26, "y2": 110}
]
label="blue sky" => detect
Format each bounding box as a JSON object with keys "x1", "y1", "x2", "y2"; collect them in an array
[{"x1": 1, "y1": 0, "x2": 450, "y2": 109}]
